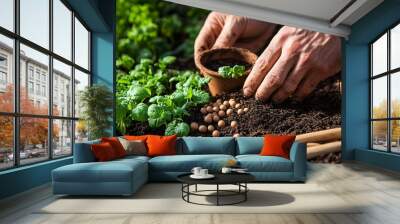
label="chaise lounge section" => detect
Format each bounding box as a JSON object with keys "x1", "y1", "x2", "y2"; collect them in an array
[{"x1": 52, "y1": 137, "x2": 306, "y2": 196}]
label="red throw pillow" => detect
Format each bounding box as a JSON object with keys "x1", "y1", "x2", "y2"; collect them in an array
[
  {"x1": 260, "y1": 135, "x2": 296, "y2": 159},
  {"x1": 91, "y1": 142, "x2": 117, "y2": 162},
  {"x1": 146, "y1": 135, "x2": 177, "y2": 157},
  {"x1": 124, "y1": 135, "x2": 148, "y2": 141},
  {"x1": 101, "y1": 137, "x2": 126, "y2": 158}
]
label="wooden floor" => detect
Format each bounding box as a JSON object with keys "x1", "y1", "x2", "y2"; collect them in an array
[{"x1": 1, "y1": 162, "x2": 400, "y2": 224}]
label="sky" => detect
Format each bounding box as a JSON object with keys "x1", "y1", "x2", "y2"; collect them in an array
[{"x1": 0, "y1": 0, "x2": 89, "y2": 74}]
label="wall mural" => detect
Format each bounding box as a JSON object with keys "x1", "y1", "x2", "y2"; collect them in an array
[{"x1": 116, "y1": 0, "x2": 342, "y2": 163}]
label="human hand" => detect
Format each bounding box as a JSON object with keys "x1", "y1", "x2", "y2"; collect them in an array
[
  {"x1": 194, "y1": 12, "x2": 277, "y2": 63},
  {"x1": 243, "y1": 26, "x2": 341, "y2": 102}
]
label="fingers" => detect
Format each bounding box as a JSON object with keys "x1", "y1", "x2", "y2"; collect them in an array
[
  {"x1": 213, "y1": 16, "x2": 247, "y2": 49},
  {"x1": 234, "y1": 24, "x2": 277, "y2": 53},
  {"x1": 271, "y1": 56, "x2": 311, "y2": 103},
  {"x1": 243, "y1": 44, "x2": 281, "y2": 97},
  {"x1": 294, "y1": 70, "x2": 323, "y2": 100},
  {"x1": 255, "y1": 55, "x2": 297, "y2": 101},
  {"x1": 194, "y1": 12, "x2": 224, "y2": 60}
]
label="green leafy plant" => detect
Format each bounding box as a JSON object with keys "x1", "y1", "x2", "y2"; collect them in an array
[
  {"x1": 116, "y1": 56, "x2": 210, "y2": 135},
  {"x1": 218, "y1": 65, "x2": 246, "y2": 79},
  {"x1": 79, "y1": 84, "x2": 113, "y2": 140}
]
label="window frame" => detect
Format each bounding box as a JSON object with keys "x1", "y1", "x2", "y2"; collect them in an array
[
  {"x1": 0, "y1": 0, "x2": 92, "y2": 171},
  {"x1": 370, "y1": 21, "x2": 400, "y2": 154}
]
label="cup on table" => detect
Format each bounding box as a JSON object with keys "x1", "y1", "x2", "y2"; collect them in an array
[
  {"x1": 221, "y1": 167, "x2": 232, "y2": 174},
  {"x1": 191, "y1": 167, "x2": 202, "y2": 176}
]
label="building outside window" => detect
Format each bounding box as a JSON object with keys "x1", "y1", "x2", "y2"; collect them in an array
[
  {"x1": 0, "y1": 0, "x2": 91, "y2": 170},
  {"x1": 370, "y1": 23, "x2": 400, "y2": 154}
]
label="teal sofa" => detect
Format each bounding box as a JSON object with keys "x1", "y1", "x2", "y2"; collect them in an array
[{"x1": 52, "y1": 137, "x2": 306, "y2": 196}]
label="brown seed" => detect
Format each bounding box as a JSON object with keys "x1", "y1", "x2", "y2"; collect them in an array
[
  {"x1": 213, "y1": 106, "x2": 219, "y2": 112},
  {"x1": 235, "y1": 103, "x2": 241, "y2": 109},
  {"x1": 218, "y1": 120, "x2": 225, "y2": 128},
  {"x1": 204, "y1": 114, "x2": 213, "y2": 123},
  {"x1": 231, "y1": 121, "x2": 238, "y2": 128},
  {"x1": 212, "y1": 130, "x2": 220, "y2": 137},
  {"x1": 229, "y1": 100, "x2": 236, "y2": 107},
  {"x1": 213, "y1": 115, "x2": 220, "y2": 122},
  {"x1": 200, "y1": 107, "x2": 207, "y2": 114},
  {"x1": 223, "y1": 101, "x2": 229, "y2": 107},
  {"x1": 218, "y1": 110, "x2": 225, "y2": 117},
  {"x1": 219, "y1": 104, "x2": 227, "y2": 110},
  {"x1": 243, "y1": 107, "x2": 249, "y2": 112},
  {"x1": 226, "y1": 109, "x2": 233, "y2": 116},
  {"x1": 216, "y1": 99, "x2": 222, "y2": 104},
  {"x1": 208, "y1": 125, "x2": 215, "y2": 132},
  {"x1": 237, "y1": 109, "x2": 244, "y2": 115},
  {"x1": 206, "y1": 106, "x2": 213, "y2": 113},
  {"x1": 199, "y1": 125, "x2": 207, "y2": 133},
  {"x1": 190, "y1": 122, "x2": 199, "y2": 131}
]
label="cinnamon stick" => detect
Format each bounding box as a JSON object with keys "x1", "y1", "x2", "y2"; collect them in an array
[{"x1": 296, "y1": 128, "x2": 341, "y2": 144}]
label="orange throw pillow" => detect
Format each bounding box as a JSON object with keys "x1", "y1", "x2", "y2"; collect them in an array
[
  {"x1": 91, "y1": 142, "x2": 117, "y2": 162},
  {"x1": 101, "y1": 137, "x2": 126, "y2": 158},
  {"x1": 146, "y1": 135, "x2": 177, "y2": 157},
  {"x1": 124, "y1": 135, "x2": 148, "y2": 141},
  {"x1": 259, "y1": 135, "x2": 296, "y2": 159}
]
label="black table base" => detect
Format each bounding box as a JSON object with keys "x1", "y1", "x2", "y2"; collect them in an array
[{"x1": 181, "y1": 183, "x2": 249, "y2": 206}]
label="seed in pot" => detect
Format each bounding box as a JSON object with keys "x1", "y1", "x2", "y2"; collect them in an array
[
  {"x1": 206, "y1": 106, "x2": 213, "y2": 113},
  {"x1": 235, "y1": 103, "x2": 241, "y2": 109},
  {"x1": 190, "y1": 122, "x2": 199, "y2": 131},
  {"x1": 231, "y1": 121, "x2": 238, "y2": 128},
  {"x1": 204, "y1": 114, "x2": 213, "y2": 123},
  {"x1": 218, "y1": 110, "x2": 225, "y2": 117},
  {"x1": 237, "y1": 109, "x2": 244, "y2": 115},
  {"x1": 216, "y1": 99, "x2": 222, "y2": 104},
  {"x1": 226, "y1": 109, "x2": 233, "y2": 116},
  {"x1": 219, "y1": 104, "x2": 227, "y2": 110},
  {"x1": 218, "y1": 120, "x2": 225, "y2": 128},
  {"x1": 199, "y1": 125, "x2": 207, "y2": 133},
  {"x1": 200, "y1": 107, "x2": 207, "y2": 114},
  {"x1": 212, "y1": 130, "x2": 220, "y2": 137},
  {"x1": 233, "y1": 133, "x2": 240, "y2": 138},
  {"x1": 208, "y1": 125, "x2": 215, "y2": 132},
  {"x1": 223, "y1": 100, "x2": 229, "y2": 106},
  {"x1": 243, "y1": 107, "x2": 249, "y2": 112},
  {"x1": 213, "y1": 106, "x2": 219, "y2": 112},
  {"x1": 213, "y1": 115, "x2": 220, "y2": 122}
]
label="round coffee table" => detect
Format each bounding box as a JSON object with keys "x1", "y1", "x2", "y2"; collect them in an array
[{"x1": 177, "y1": 173, "x2": 255, "y2": 206}]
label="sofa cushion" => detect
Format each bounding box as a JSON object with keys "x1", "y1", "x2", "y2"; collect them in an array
[
  {"x1": 236, "y1": 137, "x2": 263, "y2": 155},
  {"x1": 53, "y1": 158, "x2": 147, "y2": 183},
  {"x1": 149, "y1": 154, "x2": 235, "y2": 172},
  {"x1": 147, "y1": 135, "x2": 177, "y2": 157},
  {"x1": 178, "y1": 137, "x2": 235, "y2": 155},
  {"x1": 101, "y1": 137, "x2": 127, "y2": 158},
  {"x1": 91, "y1": 142, "x2": 118, "y2": 161},
  {"x1": 236, "y1": 155, "x2": 293, "y2": 172}
]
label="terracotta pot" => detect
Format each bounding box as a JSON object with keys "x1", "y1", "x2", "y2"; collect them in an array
[{"x1": 196, "y1": 47, "x2": 257, "y2": 96}]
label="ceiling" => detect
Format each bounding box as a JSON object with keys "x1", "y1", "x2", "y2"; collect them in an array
[{"x1": 165, "y1": 0, "x2": 384, "y2": 38}]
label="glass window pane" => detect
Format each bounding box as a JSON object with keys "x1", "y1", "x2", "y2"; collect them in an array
[
  {"x1": 74, "y1": 69, "x2": 89, "y2": 118},
  {"x1": 75, "y1": 120, "x2": 88, "y2": 143},
  {"x1": 372, "y1": 76, "x2": 387, "y2": 119},
  {"x1": 53, "y1": 59, "x2": 72, "y2": 117},
  {"x1": 0, "y1": 0, "x2": 14, "y2": 31},
  {"x1": 391, "y1": 24, "x2": 400, "y2": 70},
  {"x1": 20, "y1": 0, "x2": 49, "y2": 49},
  {"x1": 20, "y1": 117, "x2": 49, "y2": 165},
  {"x1": 20, "y1": 44, "x2": 49, "y2": 115},
  {"x1": 391, "y1": 120, "x2": 400, "y2": 153},
  {"x1": 0, "y1": 116, "x2": 14, "y2": 170},
  {"x1": 0, "y1": 34, "x2": 14, "y2": 112},
  {"x1": 372, "y1": 121, "x2": 388, "y2": 151},
  {"x1": 372, "y1": 33, "x2": 387, "y2": 76},
  {"x1": 53, "y1": 119, "x2": 72, "y2": 157},
  {"x1": 391, "y1": 72, "x2": 400, "y2": 118},
  {"x1": 74, "y1": 18, "x2": 89, "y2": 70},
  {"x1": 53, "y1": 0, "x2": 72, "y2": 60}
]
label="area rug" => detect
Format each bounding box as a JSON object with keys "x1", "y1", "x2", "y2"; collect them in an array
[{"x1": 37, "y1": 183, "x2": 361, "y2": 214}]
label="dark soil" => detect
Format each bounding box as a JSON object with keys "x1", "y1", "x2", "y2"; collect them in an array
[{"x1": 204, "y1": 59, "x2": 251, "y2": 72}]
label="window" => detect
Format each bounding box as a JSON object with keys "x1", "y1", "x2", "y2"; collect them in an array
[
  {"x1": 370, "y1": 23, "x2": 400, "y2": 154},
  {"x1": 0, "y1": 0, "x2": 91, "y2": 170}
]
